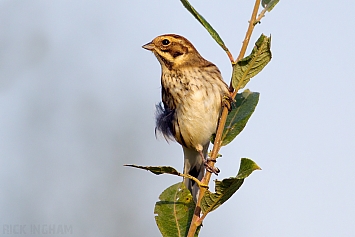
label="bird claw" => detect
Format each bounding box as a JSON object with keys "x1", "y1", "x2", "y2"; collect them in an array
[
  {"x1": 204, "y1": 159, "x2": 220, "y2": 175},
  {"x1": 198, "y1": 148, "x2": 220, "y2": 175},
  {"x1": 222, "y1": 95, "x2": 233, "y2": 111}
]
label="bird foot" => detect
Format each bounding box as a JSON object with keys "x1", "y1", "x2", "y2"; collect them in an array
[
  {"x1": 222, "y1": 95, "x2": 233, "y2": 111},
  {"x1": 204, "y1": 159, "x2": 220, "y2": 175}
]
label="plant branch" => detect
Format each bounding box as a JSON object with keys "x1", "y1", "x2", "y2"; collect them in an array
[
  {"x1": 229, "y1": 0, "x2": 261, "y2": 91},
  {"x1": 187, "y1": 1, "x2": 261, "y2": 236},
  {"x1": 180, "y1": 173, "x2": 209, "y2": 189},
  {"x1": 255, "y1": 7, "x2": 267, "y2": 23},
  {"x1": 207, "y1": 0, "x2": 262, "y2": 185}
]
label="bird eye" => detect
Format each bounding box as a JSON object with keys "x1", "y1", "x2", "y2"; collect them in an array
[{"x1": 162, "y1": 39, "x2": 170, "y2": 45}]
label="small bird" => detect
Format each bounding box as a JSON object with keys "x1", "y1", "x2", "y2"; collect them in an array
[{"x1": 142, "y1": 34, "x2": 230, "y2": 201}]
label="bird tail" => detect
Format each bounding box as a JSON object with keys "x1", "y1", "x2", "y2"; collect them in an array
[{"x1": 183, "y1": 143, "x2": 209, "y2": 203}]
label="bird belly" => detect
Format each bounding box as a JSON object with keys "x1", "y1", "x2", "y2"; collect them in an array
[{"x1": 175, "y1": 90, "x2": 221, "y2": 150}]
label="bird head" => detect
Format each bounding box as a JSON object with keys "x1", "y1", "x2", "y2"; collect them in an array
[{"x1": 142, "y1": 34, "x2": 205, "y2": 70}]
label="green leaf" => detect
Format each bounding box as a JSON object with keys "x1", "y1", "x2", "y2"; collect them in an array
[
  {"x1": 236, "y1": 158, "x2": 262, "y2": 179},
  {"x1": 232, "y1": 34, "x2": 272, "y2": 90},
  {"x1": 124, "y1": 164, "x2": 180, "y2": 176},
  {"x1": 262, "y1": 0, "x2": 280, "y2": 12},
  {"x1": 155, "y1": 182, "x2": 201, "y2": 237},
  {"x1": 201, "y1": 178, "x2": 244, "y2": 214},
  {"x1": 201, "y1": 158, "x2": 260, "y2": 214},
  {"x1": 211, "y1": 89, "x2": 259, "y2": 146},
  {"x1": 180, "y1": 0, "x2": 229, "y2": 52}
]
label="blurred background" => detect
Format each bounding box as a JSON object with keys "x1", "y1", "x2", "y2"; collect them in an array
[{"x1": 1, "y1": 0, "x2": 355, "y2": 236}]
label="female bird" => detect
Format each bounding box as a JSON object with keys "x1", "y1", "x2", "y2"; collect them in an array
[{"x1": 143, "y1": 34, "x2": 229, "y2": 201}]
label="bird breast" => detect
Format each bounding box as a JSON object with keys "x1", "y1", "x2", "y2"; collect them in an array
[{"x1": 161, "y1": 67, "x2": 226, "y2": 149}]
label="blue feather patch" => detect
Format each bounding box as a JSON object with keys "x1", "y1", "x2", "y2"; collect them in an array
[{"x1": 155, "y1": 102, "x2": 175, "y2": 141}]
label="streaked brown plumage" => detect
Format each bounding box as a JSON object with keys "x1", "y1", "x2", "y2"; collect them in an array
[{"x1": 143, "y1": 34, "x2": 229, "y2": 201}]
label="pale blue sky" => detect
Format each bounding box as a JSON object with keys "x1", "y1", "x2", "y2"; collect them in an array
[{"x1": 1, "y1": 1, "x2": 355, "y2": 236}]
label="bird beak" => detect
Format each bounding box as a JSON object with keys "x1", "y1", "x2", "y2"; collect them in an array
[{"x1": 142, "y1": 41, "x2": 154, "y2": 51}]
